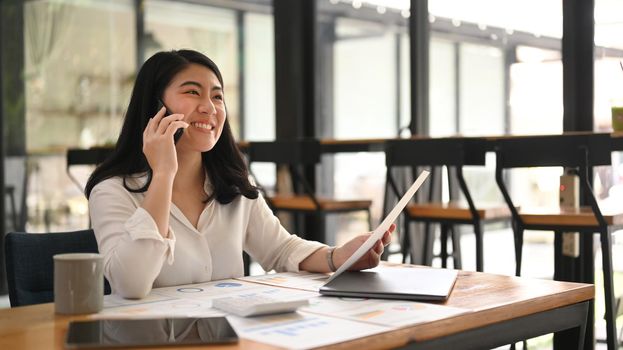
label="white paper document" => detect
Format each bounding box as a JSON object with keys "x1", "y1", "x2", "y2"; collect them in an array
[
  {"x1": 96, "y1": 297, "x2": 223, "y2": 319},
  {"x1": 103, "y1": 292, "x2": 174, "y2": 309},
  {"x1": 95, "y1": 279, "x2": 316, "y2": 319},
  {"x1": 237, "y1": 271, "x2": 329, "y2": 292},
  {"x1": 326, "y1": 170, "x2": 430, "y2": 282},
  {"x1": 302, "y1": 296, "x2": 468, "y2": 328},
  {"x1": 148, "y1": 279, "x2": 268, "y2": 300},
  {"x1": 93, "y1": 266, "x2": 468, "y2": 349},
  {"x1": 227, "y1": 311, "x2": 391, "y2": 350}
]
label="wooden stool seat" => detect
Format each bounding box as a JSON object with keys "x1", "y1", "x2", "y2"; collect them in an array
[
  {"x1": 519, "y1": 206, "x2": 623, "y2": 227},
  {"x1": 268, "y1": 195, "x2": 372, "y2": 212},
  {"x1": 406, "y1": 201, "x2": 511, "y2": 221}
]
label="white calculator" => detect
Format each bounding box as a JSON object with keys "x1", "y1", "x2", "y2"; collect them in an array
[{"x1": 212, "y1": 294, "x2": 309, "y2": 317}]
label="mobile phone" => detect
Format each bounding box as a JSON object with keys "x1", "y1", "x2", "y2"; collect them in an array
[
  {"x1": 157, "y1": 99, "x2": 184, "y2": 144},
  {"x1": 65, "y1": 317, "x2": 238, "y2": 349}
]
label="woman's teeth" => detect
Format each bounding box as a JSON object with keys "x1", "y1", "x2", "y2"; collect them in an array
[{"x1": 191, "y1": 122, "x2": 213, "y2": 130}]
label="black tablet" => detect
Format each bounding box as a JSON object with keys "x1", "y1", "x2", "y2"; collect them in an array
[{"x1": 65, "y1": 317, "x2": 238, "y2": 349}]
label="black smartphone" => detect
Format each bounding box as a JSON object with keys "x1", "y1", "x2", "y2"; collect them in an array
[
  {"x1": 157, "y1": 99, "x2": 184, "y2": 144},
  {"x1": 65, "y1": 317, "x2": 238, "y2": 349}
]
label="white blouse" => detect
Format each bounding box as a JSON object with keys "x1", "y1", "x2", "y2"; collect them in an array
[{"x1": 89, "y1": 174, "x2": 326, "y2": 299}]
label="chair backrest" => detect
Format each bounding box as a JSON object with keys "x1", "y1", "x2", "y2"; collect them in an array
[
  {"x1": 247, "y1": 139, "x2": 322, "y2": 202},
  {"x1": 384, "y1": 138, "x2": 486, "y2": 215},
  {"x1": 494, "y1": 133, "x2": 611, "y2": 227},
  {"x1": 385, "y1": 138, "x2": 480, "y2": 167},
  {"x1": 5, "y1": 229, "x2": 111, "y2": 307},
  {"x1": 494, "y1": 133, "x2": 611, "y2": 169},
  {"x1": 248, "y1": 139, "x2": 321, "y2": 166},
  {"x1": 5, "y1": 156, "x2": 28, "y2": 232},
  {"x1": 66, "y1": 147, "x2": 114, "y2": 194},
  {"x1": 385, "y1": 137, "x2": 489, "y2": 167},
  {"x1": 66, "y1": 147, "x2": 114, "y2": 167}
]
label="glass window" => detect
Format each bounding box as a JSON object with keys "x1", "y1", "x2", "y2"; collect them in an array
[
  {"x1": 510, "y1": 46, "x2": 562, "y2": 135},
  {"x1": 506, "y1": 46, "x2": 563, "y2": 210},
  {"x1": 399, "y1": 33, "x2": 411, "y2": 131},
  {"x1": 243, "y1": 12, "x2": 275, "y2": 142},
  {"x1": 25, "y1": 0, "x2": 134, "y2": 151},
  {"x1": 10, "y1": 0, "x2": 271, "y2": 233},
  {"x1": 428, "y1": 0, "x2": 562, "y2": 39},
  {"x1": 595, "y1": 0, "x2": 623, "y2": 51},
  {"x1": 243, "y1": 12, "x2": 276, "y2": 190},
  {"x1": 429, "y1": 37, "x2": 456, "y2": 137},
  {"x1": 21, "y1": 0, "x2": 135, "y2": 232},
  {"x1": 595, "y1": 0, "x2": 623, "y2": 215},
  {"x1": 458, "y1": 43, "x2": 504, "y2": 136},
  {"x1": 334, "y1": 18, "x2": 398, "y2": 139},
  {"x1": 331, "y1": 18, "x2": 402, "y2": 244}
]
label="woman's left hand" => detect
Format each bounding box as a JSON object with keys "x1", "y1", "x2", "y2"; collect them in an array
[{"x1": 332, "y1": 223, "x2": 396, "y2": 271}]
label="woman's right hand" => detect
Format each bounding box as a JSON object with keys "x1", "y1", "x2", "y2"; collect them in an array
[{"x1": 142, "y1": 106, "x2": 188, "y2": 176}]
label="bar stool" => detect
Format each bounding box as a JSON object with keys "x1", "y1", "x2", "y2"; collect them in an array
[
  {"x1": 5, "y1": 186, "x2": 18, "y2": 230},
  {"x1": 495, "y1": 133, "x2": 620, "y2": 349},
  {"x1": 384, "y1": 137, "x2": 510, "y2": 271},
  {"x1": 248, "y1": 139, "x2": 373, "y2": 244},
  {"x1": 66, "y1": 147, "x2": 113, "y2": 192}
]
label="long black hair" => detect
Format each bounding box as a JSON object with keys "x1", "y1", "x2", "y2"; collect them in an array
[{"x1": 85, "y1": 49, "x2": 258, "y2": 204}]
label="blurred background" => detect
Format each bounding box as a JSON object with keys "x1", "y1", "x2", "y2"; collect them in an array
[
  {"x1": 1, "y1": 3, "x2": 623, "y2": 342},
  {"x1": 1, "y1": 0, "x2": 621, "y2": 233}
]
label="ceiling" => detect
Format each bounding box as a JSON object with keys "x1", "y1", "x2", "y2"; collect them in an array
[{"x1": 333, "y1": 0, "x2": 623, "y2": 50}]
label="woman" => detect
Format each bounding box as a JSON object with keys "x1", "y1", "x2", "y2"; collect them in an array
[{"x1": 85, "y1": 49, "x2": 393, "y2": 299}]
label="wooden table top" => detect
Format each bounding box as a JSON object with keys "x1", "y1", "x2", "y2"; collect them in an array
[
  {"x1": 406, "y1": 202, "x2": 511, "y2": 221},
  {"x1": 0, "y1": 268, "x2": 593, "y2": 350},
  {"x1": 519, "y1": 206, "x2": 623, "y2": 226}
]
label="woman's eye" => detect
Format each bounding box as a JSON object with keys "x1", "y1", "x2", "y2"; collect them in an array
[
  {"x1": 214, "y1": 94, "x2": 224, "y2": 101},
  {"x1": 186, "y1": 90, "x2": 200, "y2": 96}
]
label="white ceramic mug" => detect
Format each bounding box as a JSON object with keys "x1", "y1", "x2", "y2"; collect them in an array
[{"x1": 53, "y1": 253, "x2": 104, "y2": 314}]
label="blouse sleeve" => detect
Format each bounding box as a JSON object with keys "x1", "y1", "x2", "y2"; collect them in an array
[
  {"x1": 89, "y1": 178, "x2": 176, "y2": 299},
  {"x1": 244, "y1": 193, "x2": 326, "y2": 272}
]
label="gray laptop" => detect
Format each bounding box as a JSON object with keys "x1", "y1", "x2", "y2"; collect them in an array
[{"x1": 319, "y1": 267, "x2": 458, "y2": 301}]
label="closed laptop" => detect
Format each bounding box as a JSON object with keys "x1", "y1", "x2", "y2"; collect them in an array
[{"x1": 319, "y1": 267, "x2": 458, "y2": 301}]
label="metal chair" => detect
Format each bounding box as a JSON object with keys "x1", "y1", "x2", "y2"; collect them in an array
[
  {"x1": 384, "y1": 137, "x2": 510, "y2": 271},
  {"x1": 495, "y1": 133, "x2": 620, "y2": 349},
  {"x1": 4, "y1": 156, "x2": 30, "y2": 232},
  {"x1": 4, "y1": 186, "x2": 18, "y2": 231},
  {"x1": 248, "y1": 139, "x2": 373, "y2": 243},
  {"x1": 66, "y1": 147, "x2": 113, "y2": 192},
  {"x1": 5, "y1": 229, "x2": 111, "y2": 307}
]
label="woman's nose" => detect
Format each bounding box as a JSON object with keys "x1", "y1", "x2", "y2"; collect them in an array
[{"x1": 198, "y1": 99, "x2": 216, "y2": 115}]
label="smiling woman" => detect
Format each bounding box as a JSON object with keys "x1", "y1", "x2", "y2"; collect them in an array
[
  {"x1": 160, "y1": 64, "x2": 226, "y2": 153},
  {"x1": 85, "y1": 50, "x2": 252, "y2": 206},
  {"x1": 82, "y1": 49, "x2": 395, "y2": 299}
]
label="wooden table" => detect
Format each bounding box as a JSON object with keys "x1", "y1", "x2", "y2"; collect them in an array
[
  {"x1": 66, "y1": 135, "x2": 612, "y2": 347},
  {"x1": 237, "y1": 138, "x2": 389, "y2": 154},
  {"x1": 0, "y1": 269, "x2": 593, "y2": 350}
]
